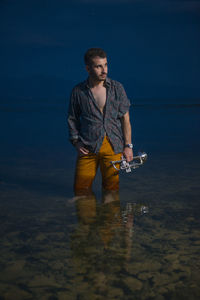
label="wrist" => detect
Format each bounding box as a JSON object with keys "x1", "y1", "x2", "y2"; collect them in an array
[
  {"x1": 71, "y1": 139, "x2": 79, "y2": 147},
  {"x1": 124, "y1": 143, "x2": 133, "y2": 149}
]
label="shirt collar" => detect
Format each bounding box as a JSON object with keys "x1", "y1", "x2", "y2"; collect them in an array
[{"x1": 85, "y1": 77, "x2": 111, "y2": 89}]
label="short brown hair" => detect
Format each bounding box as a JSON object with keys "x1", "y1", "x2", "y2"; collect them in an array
[{"x1": 84, "y1": 48, "x2": 107, "y2": 66}]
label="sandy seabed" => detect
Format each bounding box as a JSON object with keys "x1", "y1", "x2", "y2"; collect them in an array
[{"x1": 0, "y1": 153, "x2": 200, "y2": 300}]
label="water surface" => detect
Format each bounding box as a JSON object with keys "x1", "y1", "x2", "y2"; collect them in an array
[{"x1": 0, "y1": 99, "x2": 200, "y2": 299}]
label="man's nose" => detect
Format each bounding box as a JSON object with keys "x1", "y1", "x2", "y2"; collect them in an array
[{"x1": 102, "y1": 66, "x2": 107, "y2": 73}]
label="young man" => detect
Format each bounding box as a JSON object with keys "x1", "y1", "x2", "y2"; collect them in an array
[{"x1": 68, "y1": 48, "x2": 133, "y2": 195}]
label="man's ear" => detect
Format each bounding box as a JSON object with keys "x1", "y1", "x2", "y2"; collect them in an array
[{"x1": 85, "y1": 65, "x2": 90, "y2": 73}]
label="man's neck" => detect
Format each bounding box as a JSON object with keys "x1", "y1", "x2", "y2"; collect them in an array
[{"x1": 88, "y1": 77, "x2": 105, "y2": 88}]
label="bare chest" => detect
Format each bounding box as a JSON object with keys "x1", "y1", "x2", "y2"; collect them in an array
[{"x1": 90, "y1": 86, "x2": 107, "y2": 113}]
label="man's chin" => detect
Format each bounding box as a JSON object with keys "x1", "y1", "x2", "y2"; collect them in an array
[{"x1": 99, "y1": 76, "x2": 107, "y2": 81}]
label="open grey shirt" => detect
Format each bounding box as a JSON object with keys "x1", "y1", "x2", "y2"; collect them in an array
[{"x1": 67, "y1": 77, "x2": 131, "y2": 154}]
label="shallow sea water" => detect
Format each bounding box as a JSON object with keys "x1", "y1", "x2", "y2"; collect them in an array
[{"x1": 0, "y1": 101, "x2": 200, "y2": 299}]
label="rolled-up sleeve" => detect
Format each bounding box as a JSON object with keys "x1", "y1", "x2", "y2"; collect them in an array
[
  {"x1": 67, "y1": 87, "x2": 81, "y2": 142},
  {"x1": 117, "y1": 83, "x2": 131, "y2": 118}
]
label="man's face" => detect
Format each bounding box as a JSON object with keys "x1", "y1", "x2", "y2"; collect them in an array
[{"x1": 86, "y1": 56, "x2": 108, "y2": 82}]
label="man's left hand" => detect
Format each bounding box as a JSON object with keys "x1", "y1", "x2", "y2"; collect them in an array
[{"x1": 123, "y1": 147, "x2": 133, "y2": 162}]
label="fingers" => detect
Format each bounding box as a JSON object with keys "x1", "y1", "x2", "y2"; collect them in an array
[
  {"x1": 123, "y1": 148, "x2": 133, "y2": 162},
  {"x1": 79, "y1": 147, "x2": 89, "y2": 155},
  {"x1": 75, "y1": 142, "x2": 89, "y2": 155},
  {"x1": 126, "y1": 155, "x2": 133, "y2": 162}
]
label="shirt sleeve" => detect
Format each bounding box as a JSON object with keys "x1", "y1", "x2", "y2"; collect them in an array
[
  {"x1": 117, "y1": 82, "x2": 131, "y2": 118},
  {"x1": 67, "y1": 87, "x2": 81, "y2": 142}
]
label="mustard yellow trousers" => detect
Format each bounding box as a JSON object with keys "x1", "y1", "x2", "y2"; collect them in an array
[{"x1": 74, "y1": 136, "x2": 122, "y2": 194}]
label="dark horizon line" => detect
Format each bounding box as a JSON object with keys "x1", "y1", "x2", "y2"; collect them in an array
[{"x1": 0, "y1": 96, "x2": 200, "y2": 101}]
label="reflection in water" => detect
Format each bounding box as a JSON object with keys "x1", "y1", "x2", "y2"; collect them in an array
[
  {"x1": 1, "y1": 181, "x2": 200, "y2": 299},
  {"x1": 69, "y1": 190, "x2": 148, "y2": 297},
  {"x1": 1, "y1": 157, "x2": 200, "y2": 299}
]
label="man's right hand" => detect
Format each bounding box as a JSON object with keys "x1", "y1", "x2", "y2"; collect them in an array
[{"x1": 75, "y1": 141, "x2": 89, "y2": 155}]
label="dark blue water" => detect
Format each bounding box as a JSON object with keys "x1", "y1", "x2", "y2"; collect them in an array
[{"x1": 0, "y1": 98, "x2": 200, "y2": 299}]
